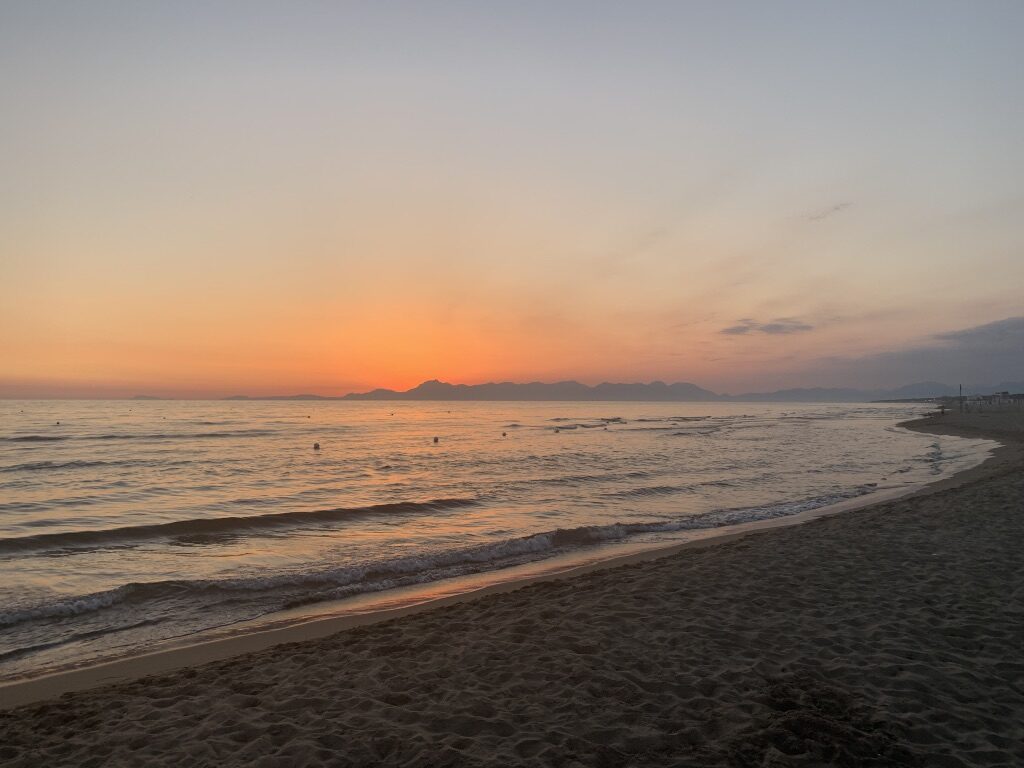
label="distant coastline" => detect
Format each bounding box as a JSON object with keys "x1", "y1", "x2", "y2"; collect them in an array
[{"x1": 217, "y1": 378, "x2": 1024, "y2": 404}]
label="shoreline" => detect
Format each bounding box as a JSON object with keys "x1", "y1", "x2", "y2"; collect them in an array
[
  {"x1": 2, "y1": 410, "x2": 1022, "y2": 766},
  {"x1": 0, "y1": 411, "x2": 1012, "y2": 711}
]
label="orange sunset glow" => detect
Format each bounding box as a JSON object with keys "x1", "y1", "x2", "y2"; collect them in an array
[
  {"x1": 2, "y1": 2, "x2": 1022, "y2": 398},
  {"x1": 3, "y1": 5, "x2": 1024, "y2": 766}
]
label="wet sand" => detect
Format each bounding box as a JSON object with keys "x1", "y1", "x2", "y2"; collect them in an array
[{"x1": 1, "y1": 410, "x2": 1022, "y2": 766}]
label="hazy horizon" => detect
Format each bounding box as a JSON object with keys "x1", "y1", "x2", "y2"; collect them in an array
[
  {"x1": 2, "y1": 2, "x2": 1022, "y2": 398},
  {"x1": 3, "y1": 356, "x2": 1022, "y2": 401}
]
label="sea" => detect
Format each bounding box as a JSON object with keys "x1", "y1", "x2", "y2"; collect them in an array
[{"x1": 0, "y1": 399, "x2": 996, "y2": 682}]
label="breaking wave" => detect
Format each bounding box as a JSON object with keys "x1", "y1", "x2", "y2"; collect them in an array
[
  {"x1": 0, "y1": 459, "x2": 152, "y2": 474},
  {"x1": 0, "y1": 498, "x2": 480, "y2": 555},
  {"x1": 0, "y1": 429, "x2": 274, "y2": 443}
]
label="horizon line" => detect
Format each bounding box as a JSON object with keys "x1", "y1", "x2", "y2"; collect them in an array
[{"x1": 2, "y1": 377, "x2": 1016, "y2": 402}]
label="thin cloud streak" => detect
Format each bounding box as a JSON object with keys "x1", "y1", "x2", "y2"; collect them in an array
[
  {"x1": 807, "y1": 202, "x2": 852, "y2": 222},
  {"x1": 721, "y1": 318, "x2": 815, "y2": 336}
]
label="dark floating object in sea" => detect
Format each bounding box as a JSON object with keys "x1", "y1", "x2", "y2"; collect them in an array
[
  {"x1": 433, "y1": 436, "x2": 439, "y2": 444},
  {"x1": 502, "y1": 432, "x2": 506, "y2": 437},
  {"x1": 313, "y1": 442, "x2": 320, "y2": 450}
]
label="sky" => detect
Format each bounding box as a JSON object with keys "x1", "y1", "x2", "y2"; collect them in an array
[{"x1": 1, "y1": 1, "x2": 1022, "y2": 398}]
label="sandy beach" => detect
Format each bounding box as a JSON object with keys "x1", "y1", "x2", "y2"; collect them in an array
[{"x1": 1, "y1": 410, "x2": 1022, "y2": 766}]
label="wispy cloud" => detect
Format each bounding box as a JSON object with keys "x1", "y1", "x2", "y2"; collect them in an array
[
  {"x1": 591, "y1": 227, "x2": 671, "y2": 276},
  {"x1": 807, "y1": 202, "x2": 851, "y2": 222},
  {"x1": 721, "y1": 317, "x2": 814, "y2": 335}
]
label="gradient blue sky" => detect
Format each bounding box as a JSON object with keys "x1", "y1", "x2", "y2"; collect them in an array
[{"x1": 1, "y1": 1, "x2": 1022, "y2": 396}]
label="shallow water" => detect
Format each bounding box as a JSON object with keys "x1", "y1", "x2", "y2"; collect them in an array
[{"x1": 0, "y1": 400, "x2": 994, "y2": 680}]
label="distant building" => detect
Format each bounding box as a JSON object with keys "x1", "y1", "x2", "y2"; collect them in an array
[{"x1": 963, "y1": 391, "x2": 1023, "y2": 409}]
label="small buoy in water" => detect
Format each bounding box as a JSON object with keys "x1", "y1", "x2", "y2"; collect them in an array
[
  {"x1": 554, "y1": 427, "x2": 559, "y2": 433},
  {"x1": 433, "y1": 436, "x2": 439, "y2": 444},
  {"x1": 502, "y1": 432, "x2": 506, "y2": 437},
  {"x1": 313, "y1": 442, "x2": 320, "y2": 450},
  {"x1": 56, "y1": 421, "x2": 60, "y2": 425}
]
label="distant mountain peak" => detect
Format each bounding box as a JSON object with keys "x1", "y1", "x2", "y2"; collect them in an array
[{"x1": 342, "y1": 379, "x2": 719, "y2": 402}]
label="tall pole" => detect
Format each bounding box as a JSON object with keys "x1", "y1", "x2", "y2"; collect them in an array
[{"x1": 959, "y1": 383, "x2": 963, "y2": 413}]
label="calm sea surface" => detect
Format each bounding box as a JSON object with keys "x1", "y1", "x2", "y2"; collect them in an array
[{"x1": 0, "y1": 400, "x2": 995, "y2": 680}]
